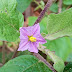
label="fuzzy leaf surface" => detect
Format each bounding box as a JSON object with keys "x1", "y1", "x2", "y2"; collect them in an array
[
  {"x1": 46, "y1": 8, "x2": 72, "y2": 40},
  {"x1": 0, "y1": 55, "x2": 52, "y2": 72},
  {"x1": 0, "y1": 0, "x2": 24, "y2": 41}
]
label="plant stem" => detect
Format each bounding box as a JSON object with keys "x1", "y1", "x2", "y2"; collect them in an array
[
  {"x1": 58, "y1": 0, "x2": 62, "y2": 13},
  {"x1": 2, "y1": 41, "x2": 6, "y2": 64},
  {"x1": 33, "y1": 53, "x2": 56, "y2": 72},
  {"x1": 34, "y1": 0, "x2": 52, "y2": 25},
  {"x1": 11, "y1": 44, "x2": 19, "y2": 59}
]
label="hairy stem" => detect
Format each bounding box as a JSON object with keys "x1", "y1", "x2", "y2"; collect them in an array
[
  {"x1": 34, "y1": 0, "x2": 52, "y2": 25},
  {"x1": 2, "y1": 41, "x2": 6, "y2": 64},
  {"x1": 33, "y1": 53, "x2": 56, "y2": 72}
]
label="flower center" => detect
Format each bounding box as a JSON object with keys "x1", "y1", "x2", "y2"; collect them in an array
[{"x1": 29, "y1": 36, "x2": 36, "y2": 42}]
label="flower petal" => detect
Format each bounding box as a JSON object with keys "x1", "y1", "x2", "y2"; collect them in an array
[
  {"x1": 20, "y1": 28, "x2": 28, "y2": 40},
  {"x1": 28, "y1": 42, "x2": 38, "y2": 53},
  {"x1": 18, "y1": 40, "x2": 29, "y2": 51},
  {"x1": 20, "y1": 23, "x2": 40, "y2": 39},
  {"x1": 32, "y1": 23, "x2": 40, "y2": 36},
  {"x1": 36, "y1": 34, "x2": 47, "y2": 44}
]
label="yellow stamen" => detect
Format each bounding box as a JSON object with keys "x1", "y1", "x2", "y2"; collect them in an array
[{"x1": 29, "y1": 36, "x2": 36, "y2": 42}]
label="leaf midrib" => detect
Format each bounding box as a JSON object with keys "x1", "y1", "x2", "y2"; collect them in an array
[
  {"x1": 48, "y1": 20, "x2": 72, "y2": 36},
  {"x1": 22, "y1": 61, "x2": 40, "y2": 72}
]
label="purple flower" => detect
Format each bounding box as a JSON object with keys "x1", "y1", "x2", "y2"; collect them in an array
[{"x1": 18, "y1": 23, "x2": 47, "y2": 53}]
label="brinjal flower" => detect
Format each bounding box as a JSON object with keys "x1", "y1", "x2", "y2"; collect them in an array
[{"x1": 18, "y1": 23, "x2": 47, "y2": 53}]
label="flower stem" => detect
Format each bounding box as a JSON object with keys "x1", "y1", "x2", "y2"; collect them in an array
[
  {"x1": 34, "y1": 0, "x2": 52, "y2": 25},
  {"x1": 33, "y1": 53, "x2": 56, "y2": 72}
]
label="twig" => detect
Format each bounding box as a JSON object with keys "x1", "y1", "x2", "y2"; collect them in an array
[
  {"x1": 5, "y1": 44, "x2": 14, "y2": 52},
  {"x1": 33, "y1": 53, "x2": 56, "y2": 72},
  {"x1": 11, "y1": 48, "x2": 18, "y2": 59},
  {"x1": 58, "y1": 0, "x2": 62, "y2": 13},
  {"x1": 34, "y1": 0, "x2": 52, "y2": 25},
  {"x1": 2, "y1": 41, "x2": 6, "y2": 65},
  {"x1": 11, "y1": 44, "x2": 19, "y2": 59}
]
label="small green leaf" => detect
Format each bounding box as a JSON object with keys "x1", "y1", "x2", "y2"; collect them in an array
[
  {"x1": 47, "y1": 50, "x2": 65, "y2": 72},
  {"x1": 0, "y1": 55, "x2": 52, "y2": 72},
  {"x1": 63, "y1": 0, "x2": 72, "y2": 5},
  {"x1": 63, "y1": 62, "x2": 72, "y2": 72},
  {"x1": 29, "y1": 16, "x2": 48, "y2": 33},
  {"x1": 45, "y1": 8, "x2": 72, "y2": 40},
  {"x1": 49, "y1": 3, "x2": 58, "y2": 13},
  {"x1": 0, "y1": 0, "x2": 24, "y2": 42},
  {"x1": 66, "y1": 52, "x2": 72, "y2": 62},
  {"x1": 16, "y1": 0, "x2": 32, "y2": 13}
]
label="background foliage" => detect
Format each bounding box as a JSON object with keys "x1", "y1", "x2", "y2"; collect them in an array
[{"x1": 0, "y1": 0, "x2": 72, "y2": 72}]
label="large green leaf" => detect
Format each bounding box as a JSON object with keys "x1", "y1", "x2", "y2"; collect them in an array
[
  {"x1": 44, "y1": 37, "x2": 72, "y2": 61},
  {"x1": 0, "y1": 0, "x2": 24, "y2": 42},
  {"x1": 16, "y1": 0, "x2": 32, "y2": 13},
  {"x1": 63, "y1": 62, "x2": 72, "y2": 72},
  {"x1": 45, "y1": 8, "x2": 72, "y2": 40},
  {"x1": 63, "y1": 0, "x2": 72, "y2": 5},
  {"x1": 0, "y1": 55, "x2": 52, "y2": 72}
]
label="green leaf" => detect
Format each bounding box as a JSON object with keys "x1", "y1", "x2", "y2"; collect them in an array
[
  {"x1": 63, "y1": 62, "x2": 72, "y2": 72},
  {"x1": 0, "y1": 0, "x2": 24, "y2": 42},
  {"x1": 16, "y1": 0, "x2": 32, "y2": 13},
  {"x1": 47, "y1": 50, "x2": 65, "y2": 72},
  {"x1": 45, "y1": 8, "x2": 72, "y2": 40},
  {"x1": 49, "y1": 3, "x2": 58, "y2": 13},
  {"x1": 28, "y1": 16, "x2": 48, "y2": 34},
  {"x1": 0, "y1": 41, "x2": 3, "y2": 46},
  {"x1": 44, "y1": 37, "x2": 72, "y2": 61},
  {"x1": 0, "y1": 55, "x2": 52, "y2": 72},
  {"x1": 63, "y1": 0, "x2": 72, "y2": 5},
  {"x1": 50, "y1": 3, "x2": 67, "y2": 13},
  {"x1": 18, "y1": 50, "x2": 31, "y2": 56},
  {"x1": 66, "y1": 52, "x2": 72, "y2": 62}
]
